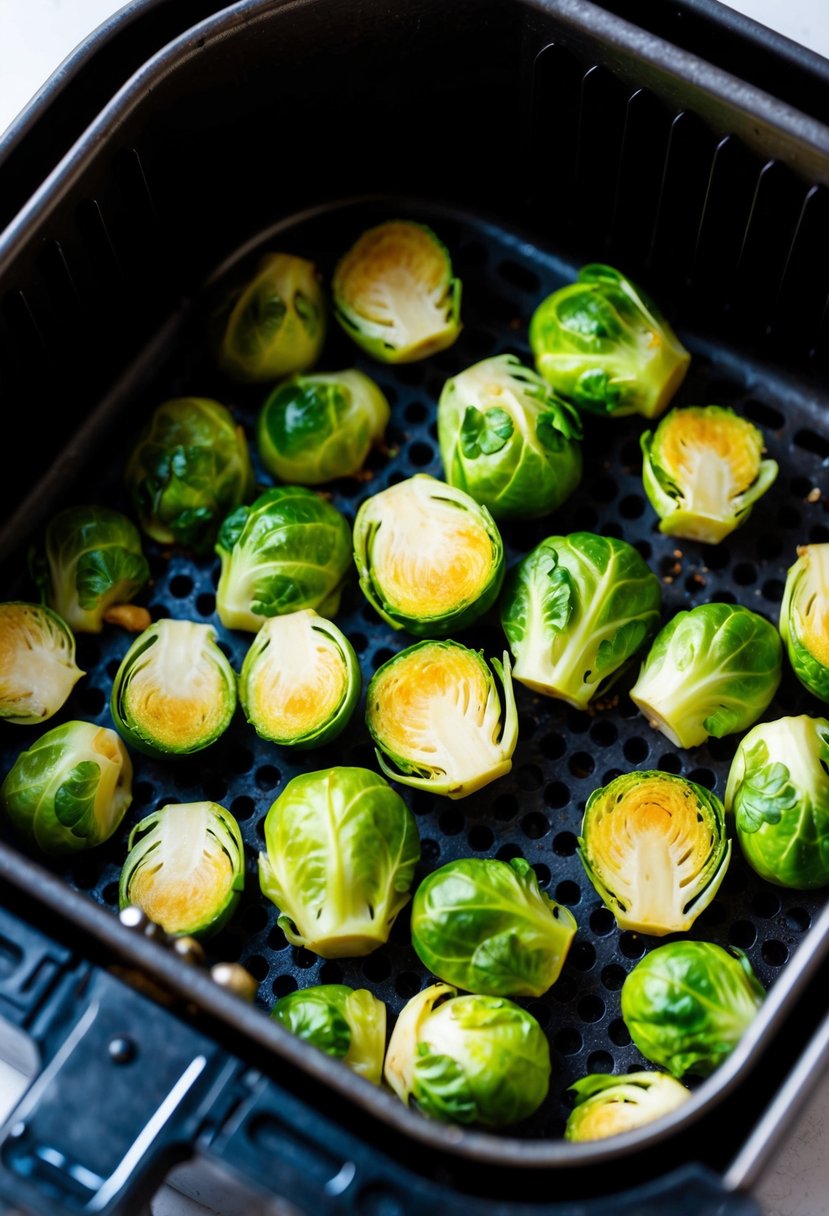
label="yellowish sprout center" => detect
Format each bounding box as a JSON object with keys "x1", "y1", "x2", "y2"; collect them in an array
[
  {"x1": 248, "y1": 614, "x2": 347, "y2": 738},
  {"x1": 573, "y1": 1080, "x2": 689, "y2": 1141},
  {"x1": 798, "y1": 545, "x2": 829, "y2": 665},
  {"x1": 0, "y1": 605, "x2": 81, "y2": 719},
  {"x1": 125, "y1": 622, "x2": 228, "y2": 748},
  {"x1": 129, "y1": 803, "x2": 233, "y2": 934},
  {"x1": 660, "y1": 409, "x2": 761, "y2": 518}
]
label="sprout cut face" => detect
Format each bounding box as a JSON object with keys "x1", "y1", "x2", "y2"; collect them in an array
[
  {"x1": 333, "y1": 220, "x2": 462, "y2": 363},
  {"x1": 0, "y1": 602, "x2": 84, "y2": 725},
  {"x1": 258, "y1": 767, "x2": 420, "y2": 958},
  {"x1": 366, "y1": 641, "x2": 518, "y2": 799},
  {"x1": 239, "y1": 610, "x2": 361, "y2": 748},
  {"x1": 110, "y1": 619, "x2": 237, "y2": 756},
  {"x1": 565, "y1": 1073, "x2": 690, "y2": 1143},
  {"x1": 437, "y1": 355, "x2": 583, "y2": 521},
  {"x1": 725, "y1": 715, "x2": 829, "y2": 889},
  {"x1": 384, "y1": 983, "x2": 551, "y2": 1127},
  {"x1": 353, "y1": 474, "x2": 504, "y2": 637},
  {"x1": 411, "y1": 857, "x2": 576, "y2": 997},
  {"x1": 780, "y1": 544, "x2": 829, "y2": 702},
  {"x1": 120, "y1": 802, "x2": 244, "y2": 938},
  {"x1": 1, "y1": 721, "x2": 132, "y2": 855},
  {"x1": 578, "y1": 771, "x2": 731, "y2": 935},
  {"x1": 630, "y1": 602, "x2": 782, "y2": 749},
  {"x1": 641, "y1": 406, "x2": 778, "y2": 544},
  {"x1": 271, "y1": 985, "x2": 387, "y2": 1084}
]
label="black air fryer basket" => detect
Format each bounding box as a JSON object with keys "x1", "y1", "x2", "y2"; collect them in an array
[{"x1": 1, "y1": 2, "x2": 829, "y2": 1214}]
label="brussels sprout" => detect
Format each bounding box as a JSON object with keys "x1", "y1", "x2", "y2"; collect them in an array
[
  {"x1": 31, "y1": 505, "x2": 150, "y2": 634},
  {"x1": 725, "y1": 715, "x2": 829, "y2": 889},
  {"x1": 578, "y1": 771, "x2": 731, "y2": 936},
  {"x1": 120, "y1": 801, "x2": 244, "y2": 938},
  {"x1": 411, "y1": 857, "x2": 576, "y2": 997},
  {"x1": 1, "y1": 721, "x2": 132, "y2": 855},
  {"x1": 333, "y1": 219, "x2": 462, "y2": 363},
  {"x1": 621, "y1": 941, "x2": 764, "y2": 1078},
  {"x1": 384, "y1": 983, "x2": 550, "y2": 1127},
  {"x1": 630, "y1": 603, "x2": 782, "y2": 749},
  {"x1": 353, "y1": 474, "x2": 504, "y2": 637},
  {"x1": 529, "y1": 264, "x2": 690, "y2": 419},
  {"x1": 641, "y1": 406, "x2": 778, "y2": 544},
  {"x1": 216, "y1": 487, "x2": 353, "y2": 632},
  {"x1": 239, "y1": 610, "x2": 361, "y2": 748},
  {"x1": 565, "y1": 1072, "x2": 690, "y2": 1142},
  {"x1": 258, "y1": 767, "x2": 420, "y2": 958},
  {"x1": 779, "y1": 544, "x2": 829, "y2": 702},
  {"x1": 500, "y1": 532, "x2": 661, "y2": 710},
  {"x1": 0, "y1": 602, "x2": 84, "y2": 724},
  {"x1": 110, "y1": 619, "x2": 236, "y2": 756},
  {"x1": 366, "y1": 641, "x2": 517, "y2": 799},
  {"x1": 437, "y1": 355, "x2": 583, "y2": 521},
  {"x1": 217, "y1": 253, "x2": 326, "y2": 382},
  {"x1": 257, "y1": 370, "x2": 390, "y2": 485},
  {"x1": 124, "y1": 397, "x2": 254, "y2": 553},
  {"x1": 272, "y1": 984, "x2": 386, "y2": 1084}
]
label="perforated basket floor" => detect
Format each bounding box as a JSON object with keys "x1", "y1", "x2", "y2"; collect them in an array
[{"x1": 2, "y1": 199, "x2": 828, "y2": 1140}]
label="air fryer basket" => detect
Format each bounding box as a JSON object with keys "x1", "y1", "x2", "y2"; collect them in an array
[{"x1": 1, "y1": 1, "x2": 829, "y2": 1213}]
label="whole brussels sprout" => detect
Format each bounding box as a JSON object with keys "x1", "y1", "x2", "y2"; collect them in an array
[
  {"x1": 437, "y1": 354, "x2": 583, "y2": 521},
  {"x1": 239, "y1": 610, "x2": 361, "y2": 748},
  {"x1": 630, "y1": 602, "x2": 782, "y2": 749},
  {"x1": 272, "y1": 984, "x2": 386, "y2": 1084},
  {"x1": 257, "y1": 369, "x2": 390, "y2": 485},
  {"x1": 353, "y1": 474, "x2": 504, "y2": 637},
  {"x1": 500, "y1": 532, "x2": 661, "y2": 710},
  {"x1": 31, "y1": 505, "x2": 150, "y2": 634},
  {"x1": 565, "y1": 1072, "x2": 690, "y2": 1142},
  {"x1": 0, "y1": 602, "x2": 84, "y2": 724},
  {"x1": 124, "y1": 397, "x2": 253, "y2": 553},
  {"x1": 621, "y1": 941, "x2": 764, "y2": 1078},
  {"x1": 1, "y1": 721, "x2": 132, "y2": 855},
  {"x1": 258, "y1": 767, "x2": 420, "y2": 958},
  {"x1": 529, "y1": 264, "x2": 690, "y2": 419},
  {"x1": 366, "y1": 640, "x2": 517, "y2": 799},
  {"x1": 641, "y1": 406, "x2": 778, "y2": 544},
  {"x1": 120, "y1": 801, "x2": 244, "y2": 939},
  {"x1": 779, "y1": 544, "x2": 829, "y2": 702},
  {"x1": 411, "y1": 857, "x2": 576, "y2": 997},
  {"x1": 110, "y1": 619, "x2": 237, "y2": 757},
  {"x1": 215, "y1": 487, "x2": 353, "y2": 632},
  {"x1": 333, "y1": 220, "x2": 461, "y2": 363},
  {"x1": 725, "y1": 715, "x2": 829, "y2": 889},
  {"x1": 384, "y1": 983, "x2": 550, "y2": 1127},
  {"x1": 217, "y1": 252, "x2": 326, "y2": 382},
  {"x1": 578, "y1": 771, "x2": 731, "y2": 936}
]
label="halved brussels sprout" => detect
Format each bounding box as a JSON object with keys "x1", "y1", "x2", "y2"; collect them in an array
[
  {"x1": 725, "y1": 715, "x2": 829, "y2": 889},
  {"x1": 124, "y1": 397, "x2": 253, "y2": 553},
  {"x1": 630, "y1": 603, "x2": 782, "y2": 749},
  {"x1": 641, "y1": 406, "x2": 778, "y2": 544},
  {"x1": 384, "y1": 983, "x2": 550, "y2": 1127},
  {"x1": 258, "y1": 767, "x2": 420, "y2": 958},
  {"x1": 565, "y1": 1072, "x2": 690, "y2": 1142},
  {"x1": 217, "y1": 253, "x2": 326, "y2": 382},
  {"x1": 110, "y1": 619, "x2": 237, "y2": 756},
  {"x1": 411, "y1": 857, "x2": 576, "y2": 996},
  {"x1": 500, "y1": 532, "x2": 661, "y2": 710},
  {"x1": 366, "y1": 641, "x2": 517, "y2": 800},
  {"x1": 120, "y1": 801, "x2": 244, "y2": 938},
  {"x1": 333, "y1": 220, "x2": 462, "y2": 363},
  {"x1": 578, "y1": 771, "x2": 731, "y2": 935},
  {"x1": 31, "y1": 505, "x2": 150, "y2": 633},
  {"x1": 437, "y1": 354, "x2": 583, "y2": 521},
  {"x1": 272, "y1": 984, "x2": 387, "y2": 1084},
  {"x1": 216, "y1": 487, "x2": 353, "y2": 632},
  {"x1": 353, "y1": 474, "x2": 504, "y2": 637},
  {"x1": 239, "y1": 610, "x2": 361, "y2": 748},
  {"x1": 257, "y1": 369, "x2": 390, "y2": 485},
  {"x1": 0, "y1": 602, "x2": 84, "y2": 724},
  {"x1": 780, "y1": 544, "x2": 829, "y2": 702},
  {"x1": 621, "y1": 941, "x2": 764, "y2": 1078},
  {"x1": 529, "y1": 264, "x2": 690, "y2": 419},
  {"x1": 1, "y1": 721, "x2": 132, "y2": 855}
]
